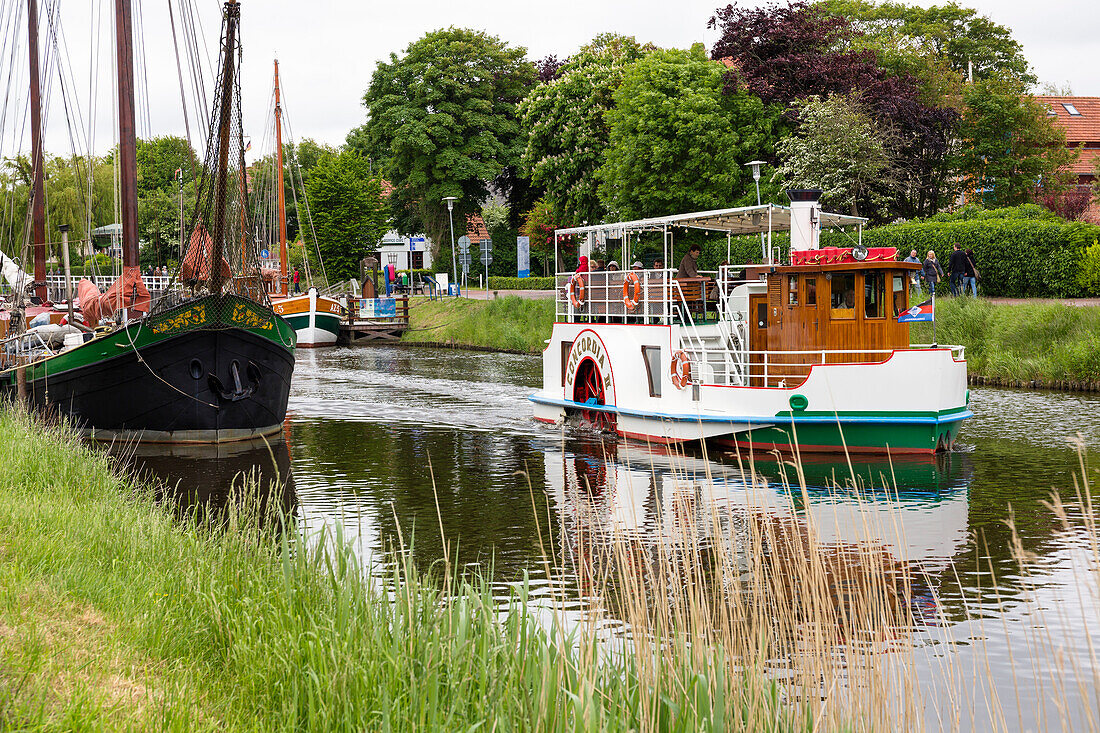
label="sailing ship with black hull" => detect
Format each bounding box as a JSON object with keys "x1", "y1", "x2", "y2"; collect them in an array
[{"x1": 0, "y1": 0, "x2": 296, "y2": 443}]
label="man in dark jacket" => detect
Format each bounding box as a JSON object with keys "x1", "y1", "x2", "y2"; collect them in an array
[
  {"x1": 963, "y1": 249, "x2": 978, "y2": 297},
  {"x1": 948, "y1": 242, "x2": 967, "y2": 296},
  {"x1": 676, "y1": 243, "x2": 701, "y2": 279}
]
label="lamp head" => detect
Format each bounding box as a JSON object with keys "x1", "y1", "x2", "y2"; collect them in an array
[
  {"x1": 745, "y1": 160, "x2": 766, "y2": 182},
  {"x1": 442, "y1": 195, "x2": 458, "y2": 212}
]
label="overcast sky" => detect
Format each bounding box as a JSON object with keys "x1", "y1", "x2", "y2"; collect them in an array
[{"x1": 23, "y1": 0, "x2": 1100, "y2": 159}]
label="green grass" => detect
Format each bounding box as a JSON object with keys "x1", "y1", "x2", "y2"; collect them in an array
[
  {"x1": 0, "y1": 407, "x2": 804, "y2": 731},
  {"x1": 911, "y1": 297, "x2": 1100, "y2": 382},
  {"x1": 403, "y1": 296, "x2": 555, "y2": 353}
]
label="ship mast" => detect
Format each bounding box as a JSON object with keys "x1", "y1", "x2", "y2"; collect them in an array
[
  {"x1": 26, "y1": 0, "x2": 46, "y2": 303},
  {"x1": 208, "y1": 0, "x2": 239, "y2": 294},
  {"x1": 114, "y1": 0, "x2": 139, "y2": 274},
  {"x1": 274, "y1": 59, "x2": 288, "y2": 295}
]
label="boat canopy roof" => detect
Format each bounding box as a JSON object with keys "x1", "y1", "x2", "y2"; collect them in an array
[{"x1": 553, "y1": 204, "x2": 867, "y2": 239}]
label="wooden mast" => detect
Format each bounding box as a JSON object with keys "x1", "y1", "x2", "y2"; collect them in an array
[
  {"x1": 26, "y1": 0, "x2": 47, "y2": 302},
  {"x1": 114, "y1": 0, "x2": 139, "y2": 273},
  {"x1": 274, "y1": 59, "x2": 288, "y2": 296},
  {"x1": 208, "y1": 0, "x2": 238, "y2": 294}
]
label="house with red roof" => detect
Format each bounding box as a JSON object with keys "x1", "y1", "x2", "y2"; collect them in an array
[{"x1": 1034, "y1": 96, "x2": 1100, "y2": 221}]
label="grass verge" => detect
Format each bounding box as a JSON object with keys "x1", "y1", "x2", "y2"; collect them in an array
[
  {"x1": 403, "y1": 295, "x2": 555, "y2": 353},
  {"x1": 911, "y1": 297, "x2": 1100, "y2": 382},
  {"x1": 0, "y1": 407, "x2": 803, "y2": 731}
]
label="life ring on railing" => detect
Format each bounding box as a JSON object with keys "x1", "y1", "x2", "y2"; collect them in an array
[
  {"x1": 670, "y1": 350, "x2": 692, "y2": 390},
  {"x1": 622, "y1": 271, "x2": 642, "y2": 311},
  {"x1": 568, "y1": 273, "x2": 587, "y2": 308}
]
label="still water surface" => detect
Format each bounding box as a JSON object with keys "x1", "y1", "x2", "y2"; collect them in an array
[{"x1": 120, "y1": 346, "x2": 1100, "y2": 731}]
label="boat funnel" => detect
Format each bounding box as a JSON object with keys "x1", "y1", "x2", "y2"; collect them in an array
[{"x1": 787, "y1": 189, "x2": 822, "y2": 252}]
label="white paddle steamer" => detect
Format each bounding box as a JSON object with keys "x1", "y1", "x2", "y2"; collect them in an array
[{"x1": 530, "y1": 190, "x2": 971, "y2": 454}]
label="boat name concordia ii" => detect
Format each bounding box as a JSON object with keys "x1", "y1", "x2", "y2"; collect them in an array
[{"x1": 530, "y1": 190, "x2": 971, "y2": 454}]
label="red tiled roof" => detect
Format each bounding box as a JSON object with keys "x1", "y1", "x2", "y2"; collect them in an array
[
  {"x1": 465, "y1": 213, "x2": 489, "y2": 242},
  {"x1": 1071, "y1": 148, "x2": 1100, "y2": 178},
  {"x1": 380, "y1": 179, "x2": 394, "y2": 197},
  {"x1": 1034, "y1": 96, "x2": 1100, "y2": 143}
]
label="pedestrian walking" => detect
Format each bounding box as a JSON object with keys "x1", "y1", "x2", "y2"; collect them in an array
[
  {"x1": 293, "y1": 267, "x2": 301, "y2": 294},
  {"x1": 948, "y1": 242, "x2": 967, "y2": 296},
  {"x1": 903, "y1": 249, "x2": 922, "y2": 293},
  {"x1": 963, "y1": 248, "x2": 979, "y2": 297},
  {"x1": 922, "y1": 250, "x2": 944, "y2": 291}
]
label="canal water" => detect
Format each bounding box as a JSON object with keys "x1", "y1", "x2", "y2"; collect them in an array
[{"x1": 118, "y1": 346, "x2": 1100, "y2": 731}]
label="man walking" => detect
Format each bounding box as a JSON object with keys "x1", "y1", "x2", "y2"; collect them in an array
[
  {"x1": 963, "y1": 248, "x2": 979, "y2": 297},
  {"x1": 948, "y1": 242, "x2": 967, "y2": 296}
]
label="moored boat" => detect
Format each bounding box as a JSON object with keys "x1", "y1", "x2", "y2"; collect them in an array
[{"x1": 529, "y1": 191, "x2": 971, "y2": 454}]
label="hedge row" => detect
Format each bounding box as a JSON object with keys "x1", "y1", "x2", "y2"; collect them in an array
[
  {"x1": 862, "y1": 219, "x2": 1100, "y2": 298},
  {"x1": 487, "y1": 276, "x2": 555, "y2": 290}
]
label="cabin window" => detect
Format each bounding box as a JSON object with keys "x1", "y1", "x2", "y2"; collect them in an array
[
  {"x1": 830, "y1": 273, "x2": 856, "y2": 319},
  {"x1": 864, "y1": 272, "x2": 886, "y2": 319},
  {"x1": 642, "y1": 346, "x2": 662, "y2": 397},
  {"x1": 787, "y1": 275, "x2": 798, "y2": 305},
  {"x1": 892, "y1": 274, "x2": 907, "y2": 317},
  {"x1": 805, "y1": 277, "x2": 817, "y2": 306},
  {"x1": 756, "y1": 301, "x2": 768, "y2": 329},
  {"x1": 560, "y1": 340, "x2": 574, "y2": 387}
]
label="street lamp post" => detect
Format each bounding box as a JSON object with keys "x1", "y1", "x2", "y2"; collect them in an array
[
  {"x1": 443, "y1": 196, "x2": 458, "y2": 296},
  {"x1": 745, "y1": 160, "x2": 766, "y2": 263}
]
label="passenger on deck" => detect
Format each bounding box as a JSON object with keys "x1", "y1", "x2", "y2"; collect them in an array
[
  {"x1": 675, "y1": 243, "x2": 701, "y2": 279},
  {"x1": 607, "y1": 261, "x2": 620, "y2": 271},
  {"x1": 575, "y1": 255, "x2": 589, "y2": 274},
  {"x1": 653, "y1": 259, "x2": 663, "y2": 270},
  {"x1": 631, "y1": 261, "x2": 643, "y2": 271}
]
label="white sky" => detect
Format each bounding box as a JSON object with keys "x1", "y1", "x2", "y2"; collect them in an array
[{"x1": 22, "y1": 0, "x2": 1100, "y2": 158}]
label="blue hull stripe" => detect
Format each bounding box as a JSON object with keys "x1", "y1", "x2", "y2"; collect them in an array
[{"x1": 529, "y1": 394, "x2": 972, "y2": 427}]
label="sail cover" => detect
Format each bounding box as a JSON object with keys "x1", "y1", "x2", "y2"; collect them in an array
[{"x1": 77, "y1": 266, "x2": 151, "y2": 324}]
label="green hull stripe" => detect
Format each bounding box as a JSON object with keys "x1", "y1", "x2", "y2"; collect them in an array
[{"x1": 284, "y1": 313, "x2": 341, "y2": 336}]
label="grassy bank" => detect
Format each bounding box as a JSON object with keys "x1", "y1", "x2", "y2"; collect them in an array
[
  {"x1": 911, "y1": 297, "x2": 1100, "y2": 383},
  {"x1": 403, "y1": 295, "x2": 555, "y2": 353},
  {"x1": 0, "y1": 408, "x2": 806, "y2": 730}
]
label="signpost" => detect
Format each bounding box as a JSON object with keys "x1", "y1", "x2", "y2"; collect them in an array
[
  {"x1": 458, "y1": 236, "x2": 471, "y2": 292},
  {"x1": 480, "y1": 239, "x2": 493, "y2": 293},
  {"x1": 516, "y1": 236, "x2": 529, "y2": 278}
]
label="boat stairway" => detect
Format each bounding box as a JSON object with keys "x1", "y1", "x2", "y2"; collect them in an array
[{"x1": 683, "y1": 324, "x2": 746, "y2": 386}]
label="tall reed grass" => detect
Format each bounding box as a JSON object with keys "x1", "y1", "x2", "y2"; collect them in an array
[{"x1": 0, "y1": 405, "x2": 1096, "y2": 730}]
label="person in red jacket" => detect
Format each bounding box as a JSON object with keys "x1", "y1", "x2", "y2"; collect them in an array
[{"x1": 292, "y1": 267, "x2": 301, "y2": 293}]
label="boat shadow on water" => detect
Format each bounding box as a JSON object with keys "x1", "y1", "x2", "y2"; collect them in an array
[{"x1": 97, "y1": 434, "x2": 298, "y2": 524}]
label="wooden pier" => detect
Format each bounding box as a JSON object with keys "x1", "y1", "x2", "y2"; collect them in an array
[{"x1": 337, "y1": 295, "x2": 410, "y2": 344}]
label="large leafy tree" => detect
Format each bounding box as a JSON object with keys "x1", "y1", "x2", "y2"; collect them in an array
[
  {"x1": 708, "y1": 1, "x2": 958, "y2": 219},
  {"x1": 775, "y1": 94, "x2": 897, "y2": 220},
  {"x1": 304, "y1": 151, "x2": 388, "y2": 282},
  {"x1": 134, "y1": 136, "x2": 199, "y2": 267},
  {"x1": 956, "y1": 79, "x2": 1077, "y2": 208},
  {"x1": 518, "y1": 34, "x2": 650, "y2": 226},
  {"x1": 598, "y1": 45, "x2": 776, "y2": 220},
  {"x1": 351, "y1": 27, "x2": 534, "y2": 274}
]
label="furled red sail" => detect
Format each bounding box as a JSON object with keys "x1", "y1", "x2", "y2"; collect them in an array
[
  {"x1": 77, "y1": 266, "x2": 151, "y2": 324},
  {"x1": 180, "y1": 223, "x2": 230, "y2": 284}
]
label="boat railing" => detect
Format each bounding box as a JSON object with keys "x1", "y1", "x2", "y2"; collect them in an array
[
  {"x1": 679, "y1": 344, "x2": 966, "y2": 387},
  {"x1": 0, "y1": 328, "x2": 57, "y2": 370},
  {"x1": 555, "y1": 269, "x2": 755, "y2": 325},
  {"x1": 41, "y1": 274, "x2": 180, "y2": 303}
]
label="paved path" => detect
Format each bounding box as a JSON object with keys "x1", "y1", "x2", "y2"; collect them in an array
[
  {"x1": 460, "y1": 288, "x2": 555, "y2": 301},
  {"x1": 985, "y1": 297, "x2": 1100, "y2": 307}
]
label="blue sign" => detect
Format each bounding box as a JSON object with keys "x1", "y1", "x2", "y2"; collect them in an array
[
  {"x1": 516, "y1": 236, "x2": 530, "y2": 278},
  {"x1": 260, "y1": 248, "x2": 271, "y2": 259},
  {"x1": 409, "y1": 236, "x2": 425, "y2": 251},
  {"x1": 358, "y1": 297, "x2": 398, "y2": 319}
]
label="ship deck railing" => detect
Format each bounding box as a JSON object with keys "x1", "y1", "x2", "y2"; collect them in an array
[
  {"x1": 679, "y1": 344, "x2": 966, "y2": 388},
  {"x1": 555, "y1": 269, "x2": 751, "y2": 325},
  {"x1": 0, "y1": 328, "x2": 58, "y2": 370}
]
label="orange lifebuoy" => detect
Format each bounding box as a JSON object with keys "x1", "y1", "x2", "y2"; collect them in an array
[
  {"x1": 670, "y1": 350, "x2": 692, "y2": 390},
  {"x1": 622, "y1": 271, "x2": 642, "y2": 311},
  {"x1": 569, "y1": 273, "x2": 587, "y2": 308}
]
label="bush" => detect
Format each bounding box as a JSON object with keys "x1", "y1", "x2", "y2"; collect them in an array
[
  {"x1": 487, "y1": 276, "x2": 555, "y2": 290},
  {"x1": 863, "y1": 218, "x2": 1100, "y2": 297},
  {"x1": 1077, "y1": 238, "x2": 1100, "y2": 296}
]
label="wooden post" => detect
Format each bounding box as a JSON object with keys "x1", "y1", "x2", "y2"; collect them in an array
[{"x1": 16, "y1": 358, "x2": 27, "y2": 404}]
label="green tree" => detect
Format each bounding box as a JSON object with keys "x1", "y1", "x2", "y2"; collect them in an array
[
  {"x1": 956, "y1": 79, "x2": 1078, "y2": 208},
  {"x1": 598, "y1": 45, "x2": 776, "y2": 220},
  {"x1": 824, "y1": 0, "x2": 1035, "y2": 89},
  {"x1": 305, "y1": 151, "x2": 388, "y2": 282},
  {"x1": 351, "y1": 27, "x2": 534, "y2": 275},
  {"x1": 518, "y1": 34, "x2": 650, "y2": 226},
  {"x1": 774, "y1": 94, "x2": 897, "y2": 220}
]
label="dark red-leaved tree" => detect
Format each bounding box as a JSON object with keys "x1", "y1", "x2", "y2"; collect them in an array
[
  {"x1": 709, "y1": 1, "x2": 958, "y2": 221},
  {"x1": 1035, "y1": 185, "x2": 1093, "y2": 221},
  {"x1": 533, "y1": 55, "x2": 567, "y2": 83}
]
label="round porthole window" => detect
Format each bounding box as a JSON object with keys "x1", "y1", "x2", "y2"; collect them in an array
[{"x1": 189, "y1": 359, "x2": 203, "y2": 380}]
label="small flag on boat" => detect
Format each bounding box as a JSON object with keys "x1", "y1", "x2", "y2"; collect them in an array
[
  {"x1": 244, "y1": 139, "x2": 252, "y2": 153},
  {"x1": 898, "y1": 299, "x2": 934, "y2": 322}
]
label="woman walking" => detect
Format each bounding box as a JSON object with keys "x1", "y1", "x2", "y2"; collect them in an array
[{"x1": 922, "y1": 250, "x2": 944, "y2": 292}]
